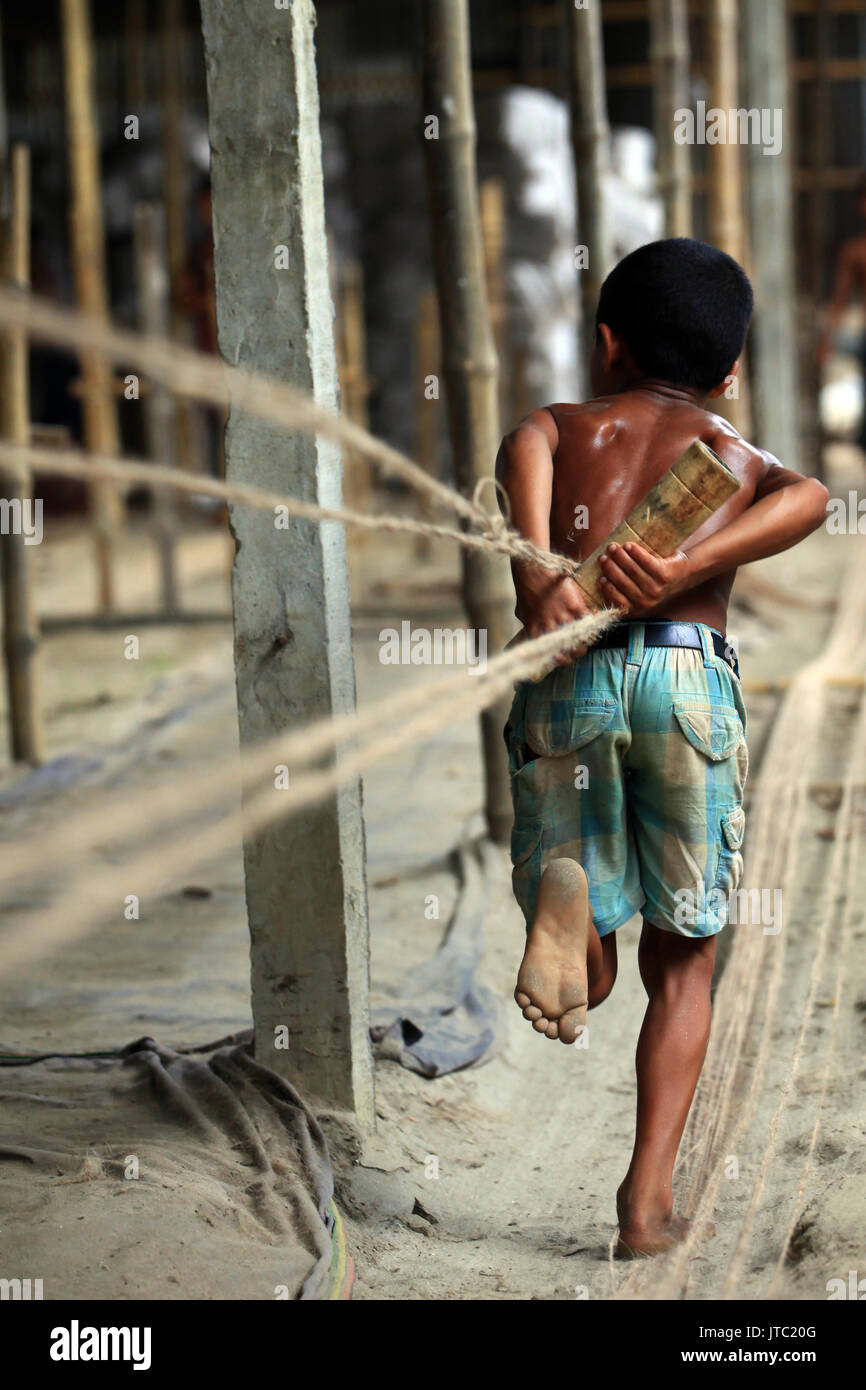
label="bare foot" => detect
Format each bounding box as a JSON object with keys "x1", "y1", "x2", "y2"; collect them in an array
[
  {"x1": 615, "y1": 1185, "x2": 714, "y2": 1257},
  {"x1": 615, "y1": 1214, "x2": 691, "y2": 1258},
  {"x1": 514, "y1": 858, "x2": 590, "y2": 1045}
]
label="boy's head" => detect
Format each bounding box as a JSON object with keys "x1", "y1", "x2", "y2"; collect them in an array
[{"x1": 592, "y1": 237, "x2": 753, "y2": 396}]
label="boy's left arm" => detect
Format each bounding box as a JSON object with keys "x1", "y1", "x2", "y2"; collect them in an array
[{"x1": 597, "y1": 455, "x2": 829, "y2": 613}]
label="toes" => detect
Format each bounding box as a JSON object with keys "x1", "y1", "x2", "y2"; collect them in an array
[
  {"x1": 522, "y1": 1004, "x2": 542, "y2": 1021},
  {"x1": 545, "y1": 1020, "x2": 559, "y2": 1039},
  {"x1": 558, "y1": 1007, "x2": 588, "y2": 1045},
  {"x1": 532, "y1": 1016, "x2": 550, "y2": 1033},
  {"x1": 515, "y1": 990, "x2": 531, "y2": 1009}
]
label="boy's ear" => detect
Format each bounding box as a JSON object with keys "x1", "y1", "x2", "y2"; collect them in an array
[
  {"x1": 596, "y1": 321, "x2": 620, "y2": 370},
  {"x1": 707, "y1": 359, "x2": 738, "y2": 399}
]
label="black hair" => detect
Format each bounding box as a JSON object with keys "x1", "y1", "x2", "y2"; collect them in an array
[{"x1": 595, "y1": 237, "x2": 754, "y2": 392}]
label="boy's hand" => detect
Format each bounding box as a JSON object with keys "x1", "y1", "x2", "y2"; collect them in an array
[
  {"x1": 516, "y1": 569, "x2": 594, "y2": 666},
  {"x1": 598, "y1": 542, "x2": 691, "y2": 616}
]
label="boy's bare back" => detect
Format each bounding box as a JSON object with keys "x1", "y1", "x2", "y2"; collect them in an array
[{"x1": 544, "y1": 391, "x2": 779, "y2": 633}]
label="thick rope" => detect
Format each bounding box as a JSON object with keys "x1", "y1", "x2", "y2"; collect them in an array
[
  {"x1": 0, "y1": 439, "x2": 582, "y2": 581},
  {"x1": 0, "y1": 608, "x2": 614, "y2": 975},
  {"x1": 0, "y1": 290, "x2": 584, "y2": 582}
]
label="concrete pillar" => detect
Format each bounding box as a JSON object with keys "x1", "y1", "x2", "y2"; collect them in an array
[
  {"x1": 743, "y1": 0, "x2": 801, "y2": 474},
  {"x1": 200, "y1": 0, "x2": 374, "y2": 1125}
]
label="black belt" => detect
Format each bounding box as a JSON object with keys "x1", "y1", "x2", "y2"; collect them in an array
[{"x1": 592, "y1": 622, "x2": 739, "y2": 677}]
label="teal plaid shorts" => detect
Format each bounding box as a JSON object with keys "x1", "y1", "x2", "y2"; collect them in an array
[{"x1": 505, "y1": 622, "x2": 748, "y2": 938}]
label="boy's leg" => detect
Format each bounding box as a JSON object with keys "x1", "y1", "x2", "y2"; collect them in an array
[
  {"x1": 515, "y1": 858, "x2": 618, "y2": 1044},
  {"x1": 616, "y1": 920, "x2": 716, "y2": 1256}
]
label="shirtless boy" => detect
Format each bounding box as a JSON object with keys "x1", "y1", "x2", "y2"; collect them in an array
[{"x1": 496, "y1": 238, "x2": 828, "y2": 1258}]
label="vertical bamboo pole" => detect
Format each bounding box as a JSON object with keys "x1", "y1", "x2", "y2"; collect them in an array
[
  {"x1": 708, "y1": 0, "x2": 743, "y2": 264},
  {"x1": 60, "y1": 0, "x2": 121, "y2": 612},
  {"x1": 743, "y1": 0, "x2": 801, "y2": 473},
  {"x1": 805, "y1": 0, "x2": 830, "y2": 480},
  {"x1": 567, "y1": 0, "x2": 614, "y2": 386},
  {"x1": 707, "y1": 0, "x2": 751, "y2": 437},
  {"x1": 160, "y1": 0, "x2": 186, "y2": 355},
  {"x1": 159, "y1": 0, "x2": 200, "y2": 476},
  {"x1": 650, "y1": 0, "x2": 692, "y2": 238},
  {"x1": 133, "y1": 202, "x2": 179, "y2": 615},
  {"x1": 123, "y1": 0, "x2": 146, "y2": 114},
  {"x1": 413, "y1": 285, "x2": 441, "y2": 559},
  {"x1": 0, "y1": 145, "x2": 43, "y2": 764},
  {"x1": 338, "y1": 259, "x2": 373, "y2": 524},
  {"x1": 421, "y1": 0, "x2": 513, "y2": 844},
  {"x1": 480, "y1": 177, "x2": 506, "y2": 429}
]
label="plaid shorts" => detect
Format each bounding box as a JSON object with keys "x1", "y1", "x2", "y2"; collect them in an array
[{"x1": 505, "y1": 622, "x2": 748, "y2": 938}]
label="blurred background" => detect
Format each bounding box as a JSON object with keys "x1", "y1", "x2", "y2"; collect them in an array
[{"x1": 3, "y1": 0, "x2": 866, "y2": 520}]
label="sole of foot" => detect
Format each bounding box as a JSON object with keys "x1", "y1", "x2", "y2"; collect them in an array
[{"x1": 514, "y1": 857, "x2": 590, "y2": 1045}]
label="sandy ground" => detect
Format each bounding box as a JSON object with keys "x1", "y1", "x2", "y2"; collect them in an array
[{"x1": 1, "y1": 462, "x2": 865, "y2": 1301}]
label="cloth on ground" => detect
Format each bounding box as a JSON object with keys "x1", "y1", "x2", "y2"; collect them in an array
[
  {"x1": 370, "y1": 840, "x2": 502, "y2": 1077},
  {"x1": 0, "y1": 1037, "x2": 346, "y2": 1300}
]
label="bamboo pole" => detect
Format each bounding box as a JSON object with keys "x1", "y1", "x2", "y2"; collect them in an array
[
  {"x1": 480, "y1": 177, "x2": 507, "y2": 429},
  {"x1": 650, "y1": 0, "x2": 692, "y2": 238},
  {"x1": 159, "y1": 0, "x2": 200, "y2": 477},
  {"x1": 421, "y1": 0, "x2": 514, "y2": 844},
  {"x1": 412, "y1": 285, "x2": 441, "y2": 558},
  {"x1": 743, "y1": 0, "x2": 801, "y2": 473},
  {"x1": 133, "y1": 202, "x2": 180, "y2": 615},
  {"x1": 567, "y1": 0, "x2": 614, "y2": 386},
  {"x1": 805, "y1": 0, "x2": 831, "y2": 481},
  {"x1": 337, "y1": 258, "x2": 373, "y2": 529},
  {"x1": 707, "y1": 0, "x2": 751, "y2": 438},
  {"x1": 123, "y1": 0, "x2": 147, "y2": 114},
  {"x1": 60, "y1": 0, "x2": 122, "y2": 612},
  {"x1": 0, "y1": 145, "x2": 43, "y2": 763}
]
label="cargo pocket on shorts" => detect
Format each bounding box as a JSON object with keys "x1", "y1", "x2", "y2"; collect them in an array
[
  {"x1": 523, "y1": 680, "x2": 616, "y2": 758},
  {"x1": 510, "y1": 817, "x2": 543, "y2": 925},
  {"x1": 713, "y1": 805, "x2": 746, "y2": 896},
  {"x1": 671, "y1": 699, "x2": 743, "y2": 761}
]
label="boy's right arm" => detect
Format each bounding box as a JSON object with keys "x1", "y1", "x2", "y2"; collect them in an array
[{"x1": 495, "y1": 408, "x2": 592, "y2": 662}]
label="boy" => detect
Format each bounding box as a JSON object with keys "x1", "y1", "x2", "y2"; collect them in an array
[{"x1": 496, "y1": 238, "x2": 828, "y2": 1257}]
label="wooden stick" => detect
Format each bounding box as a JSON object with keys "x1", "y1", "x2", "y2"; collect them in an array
[
  {"x1": 650, "y1": 0, "x2": 692, "y2": 237},
  {"x1": 133, "y1": 202, "x2": 180, "y2": 614},
  {"x1": 60, "y1": 0, "x2": 122, "y2": 611},
  {"x1": 123, "y1": 0, "x2": 147, "y2": 113},
  {"x1": 159, "y1": 0, "x2": 200, "y2": 477},
  {"x1": 412, "y1": 285, "x2": 441, "y2": 558},
  {"x1": 337, "y1": 258, "x2": 373, "y2": 534},
  {"x1": 743, "y1": 0, "x2": 801, "y2": 474},
  {"x1": 567, "y1": 0, "x2": 614, "y2": 384},
  {"x1": 480, "y1": 177, "x2": 507, "y2": 429},
  {"x1": 707, "y1": 0, "x2": 752, "y2": 438},
  {"x1": 575, "y1": 440, "x2": 741, "y2": 605},
  {"x1": 507, "y1": 440, "x2": 742, "y2": 681},
  {"x1": 421, "y1": 0, "x2": 515, "y2": 844},
  {"x1": 0, "y1": 144, "x2": 43, "y2": 763}
]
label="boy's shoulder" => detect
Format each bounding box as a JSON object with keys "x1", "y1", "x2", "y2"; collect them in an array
[{"x1": 541, "y1": 397, "x2": 770, "y2": 480}]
